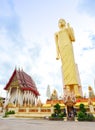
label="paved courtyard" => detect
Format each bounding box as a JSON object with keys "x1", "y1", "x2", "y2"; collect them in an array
[{"x1": 0, "y1": 118, "x2": 95, "y2": 130}]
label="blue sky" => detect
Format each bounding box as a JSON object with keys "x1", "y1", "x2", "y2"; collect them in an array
[{"x1": 0, "y1": 0, "x2": 95, "y2": 102}]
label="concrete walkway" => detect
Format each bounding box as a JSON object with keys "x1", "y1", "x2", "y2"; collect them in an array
[{"x1": 0, "y1": 118, "x2": 95, "y2": 130}]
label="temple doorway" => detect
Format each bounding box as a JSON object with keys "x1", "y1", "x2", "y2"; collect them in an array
[
  {"x1": 67, "y1": 105, "x2": 76, "y2": 120},
  {"x1": 67, "y1": 106, "x2": 74, "y2": 118}
]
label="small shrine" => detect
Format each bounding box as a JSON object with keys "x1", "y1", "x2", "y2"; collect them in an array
[{"x1": 46, "y1": 88, "x2": 64, "y2": 106}]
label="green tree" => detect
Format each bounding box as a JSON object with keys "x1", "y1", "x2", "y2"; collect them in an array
[
  {"x1": 54, "y1": 103, "x2": 61, "y2": 114},
  {"x1": 79, "y1": 104, "x2": 86, "y2": 113},
  {"x1": 49, "y1": 103, "x2": 64, "y2": 120}
]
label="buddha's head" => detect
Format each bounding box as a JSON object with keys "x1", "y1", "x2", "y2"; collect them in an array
[{"x1": 58, "y1": 19, "x2": 66, "y2": 29}]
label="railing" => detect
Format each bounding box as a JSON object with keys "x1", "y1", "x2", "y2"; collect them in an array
[{"x1": 8, "y1": 107, "x2": 54, "y2": 114}]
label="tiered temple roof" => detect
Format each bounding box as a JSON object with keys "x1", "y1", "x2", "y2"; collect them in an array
[{"x1": 4, "y1": 68, "x2": 40, "y2": 96}]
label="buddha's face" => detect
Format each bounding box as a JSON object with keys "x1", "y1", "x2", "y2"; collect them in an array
[{"x1": 58, "y1": 19, "x2": 66, "y2": 29}]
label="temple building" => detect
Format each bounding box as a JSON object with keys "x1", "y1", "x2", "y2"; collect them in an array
[{"x1": 4, "y1": 68, "x2": 40, "y2": 108}]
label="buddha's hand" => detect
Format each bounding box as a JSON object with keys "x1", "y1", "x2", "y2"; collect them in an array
[{"x1": 56, "y1": 55, "x2": 60, "y2": 60}]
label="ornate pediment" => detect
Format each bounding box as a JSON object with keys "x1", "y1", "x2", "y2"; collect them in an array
[{"x1": 63, "y1": 92, "x2": 76, "y2": 106}]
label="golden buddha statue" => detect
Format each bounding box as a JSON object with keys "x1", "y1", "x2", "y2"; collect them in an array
[
  {"x1": 51, "y1": 89, "x2": 58, "y2": 100},
  {"x1": 54, "y1": 19, "x2": 80, "y2": 97},
  {"x1": 88, "y1": 86, "x2": 95, "y2": 98}
]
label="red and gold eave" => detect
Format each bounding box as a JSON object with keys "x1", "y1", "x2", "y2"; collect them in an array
[{"x1": 4, "y1": 69, "x2": 40, "y2": 96}]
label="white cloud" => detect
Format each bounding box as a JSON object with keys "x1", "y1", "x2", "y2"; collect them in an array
[{"x1": 0, "y1": 0, "x2": 95, "y2": 103}]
